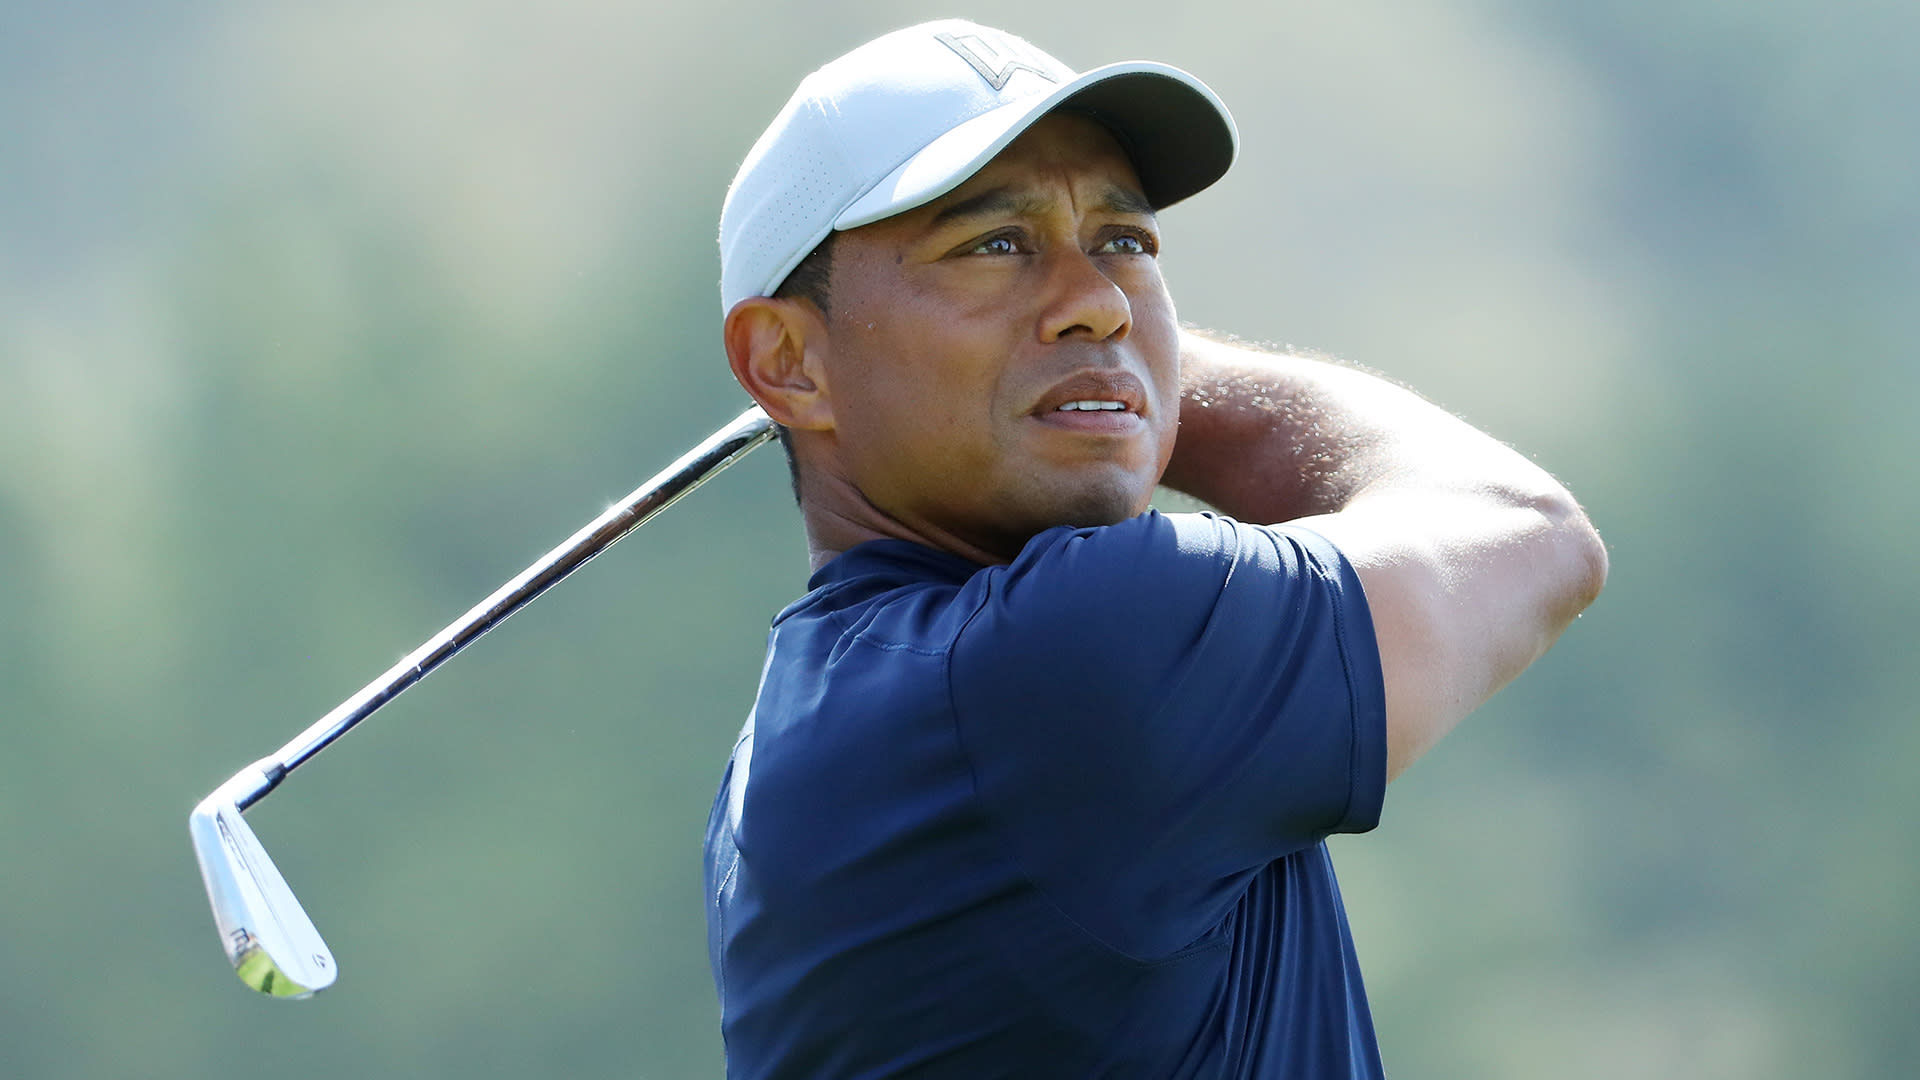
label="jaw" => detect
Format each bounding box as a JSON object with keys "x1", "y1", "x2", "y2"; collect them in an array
[
  {"x1": 793, "y1": 448, "x2": 1156, "y2": 567},
  {"x1": 956, "y1": 446, "x2": 1165, "y2": 555},
  {"x1": 791, "y1": 389, "x2": 1174, "y2": 566}
]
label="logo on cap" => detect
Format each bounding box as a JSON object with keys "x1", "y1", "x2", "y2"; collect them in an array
[{"x1": 935, "y1": 31, "x2": 1061, "y2": 92}]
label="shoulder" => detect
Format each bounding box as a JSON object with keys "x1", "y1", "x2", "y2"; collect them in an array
[
  {"x1": 1001, "y1": 509, "x2": 1356, "y2": 589},
  {"x1": 949, "y1": 510, "x2": 1379, "y2": 773},
  {"x1": 959, "y1": 510, "x2": 1364, "y2": 660}
]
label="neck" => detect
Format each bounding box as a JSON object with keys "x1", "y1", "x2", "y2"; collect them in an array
[{"x1": 797, "y1": 469, "x2": 1010, "y2": 572}]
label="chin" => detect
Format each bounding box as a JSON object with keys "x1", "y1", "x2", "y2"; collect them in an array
[{"x1": 1020, "y1": 471, "x2": 1155, "y2": 532}]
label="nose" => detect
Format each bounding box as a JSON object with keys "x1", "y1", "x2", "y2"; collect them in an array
[{"x1": 1037, "y1": 249, "x2": 1131, "y2": 344}]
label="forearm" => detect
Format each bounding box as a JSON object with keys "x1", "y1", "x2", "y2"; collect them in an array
[{"x1": 1163, "y1": 330, "x2": 1571, "y2": 525}]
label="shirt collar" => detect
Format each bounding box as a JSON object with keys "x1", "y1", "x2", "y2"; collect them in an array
[
  {"x1": 805, "y1": 539, "x2": 981, "y2": 593},
  {"x1": 768, "y1": 540, "x2": 982, "y2": 628}
]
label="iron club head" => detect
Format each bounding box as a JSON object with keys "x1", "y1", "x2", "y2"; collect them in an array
[
  {"x1": 189, "y1": 767, "x2": 337, "y2": 998},
  {"x1": 189, "y1": 407, "x2": 774, "y2": 998}
]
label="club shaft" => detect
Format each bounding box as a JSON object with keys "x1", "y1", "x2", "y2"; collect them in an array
[{"x1": 237, "y1": 405, "x2": 776, "y2": 809}]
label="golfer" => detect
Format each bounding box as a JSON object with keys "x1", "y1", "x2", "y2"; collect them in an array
[{"x1": 705, "y1": 20, "x2": 1606, "y2": 1078}]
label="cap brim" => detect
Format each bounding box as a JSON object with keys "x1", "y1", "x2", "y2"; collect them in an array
[{"x1": 835, "y1": 60, "x2": 1238, "y2": 230}]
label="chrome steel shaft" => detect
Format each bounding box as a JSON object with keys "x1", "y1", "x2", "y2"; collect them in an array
[{"x1": 233, "y1": 405, "x2": 775, "y2": 811}]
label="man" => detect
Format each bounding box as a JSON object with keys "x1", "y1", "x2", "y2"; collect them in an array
[{"x1": 705, "y1": 19, "x2": 1606, "y2": 1078}]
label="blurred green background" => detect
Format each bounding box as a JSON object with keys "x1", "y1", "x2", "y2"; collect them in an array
[{"x1": 4, "y1": 1, "x2": 1915, "y2": 1076}]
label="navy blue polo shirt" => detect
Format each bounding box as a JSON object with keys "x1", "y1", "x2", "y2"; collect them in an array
[{"x1": 705, "y1": 510, "x2": 1388, "y2": 1078}]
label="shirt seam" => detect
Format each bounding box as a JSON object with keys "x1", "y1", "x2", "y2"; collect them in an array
[
  {"x1": 853, "y1": 634, "x2": 951, "y2": 658},
  {"x1": 815, "y1": 597, "x2": 960, "y2": 659},
  {"x1": 1327, "y1": 555, "x2": 1363, "y2": 828},
  {"x1": 713, "y1": 858, "x2": 736, "y2": 1008}
]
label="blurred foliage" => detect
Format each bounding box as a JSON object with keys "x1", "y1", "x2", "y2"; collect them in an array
[{"x1": 2, "y1": 1, "x2": 1915, "y2": 1077}]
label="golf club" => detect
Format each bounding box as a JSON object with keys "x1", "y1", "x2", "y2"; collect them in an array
[{"x1": 190, "y1": 404, "x2": 776, "y2": 998}]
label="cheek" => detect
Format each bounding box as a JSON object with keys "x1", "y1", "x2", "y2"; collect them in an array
[
  {"x1": 826, "y1": 324, "x2": 994, "y2": 473},
  {"x1": 1131, "y1": 293, "x2": 1182, "y2": 400},
  {"x1": 840, "y1": 292, "x2": 1009, "y2": 420},
  {"x1": 824, "y1": 249, "x2": 1026, "y2": 478}
]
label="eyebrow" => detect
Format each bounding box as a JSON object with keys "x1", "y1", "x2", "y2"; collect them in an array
[{"x1": 927, "y1": 183, "x2": 1156, "y2": 230}]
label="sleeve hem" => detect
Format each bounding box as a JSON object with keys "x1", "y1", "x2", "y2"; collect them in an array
[{"x1": 1282, "y1": 524, "x2": 1389, "y2": 834}]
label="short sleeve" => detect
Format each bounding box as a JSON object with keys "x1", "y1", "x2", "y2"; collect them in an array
[{"x1": 949, "y1": 510, "x2": 1386, "y2": 957}]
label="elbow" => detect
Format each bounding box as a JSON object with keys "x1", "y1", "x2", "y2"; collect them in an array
[
  {"x1": 1537, "y1": 487, "x2": 1608, "y2": 621},
  {"x1": 1568, "y1": 512, "x2": 1609, "y2": 615}
]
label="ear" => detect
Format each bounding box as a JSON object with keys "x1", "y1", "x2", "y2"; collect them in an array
[{"x1": 724, "y1": 297, "x2": 835, "y2": 432}]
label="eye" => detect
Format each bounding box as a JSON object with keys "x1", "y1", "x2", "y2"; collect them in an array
[
  {"x1": 968, "y1": 234, "x2": 1022, "y2": 256},
  {"x1": 1097, "y1": 230, "x2": 1156, "y2": 256}
]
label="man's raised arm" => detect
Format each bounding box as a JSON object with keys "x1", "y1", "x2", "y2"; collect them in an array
[{"x1": 1163, "y1": 331, "x2": 1609, "y2": 782}]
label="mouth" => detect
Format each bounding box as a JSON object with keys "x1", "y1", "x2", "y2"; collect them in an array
[{"x1": 1032, "y1": 372, "x2": 1149, "y2": 435}]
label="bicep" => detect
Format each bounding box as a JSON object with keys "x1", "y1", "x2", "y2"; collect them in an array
[{"x1": 1295, "y1": 489, "x2": 1596, "y2": 781}]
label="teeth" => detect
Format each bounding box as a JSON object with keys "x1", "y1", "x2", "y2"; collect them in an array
[{"x1": 1056, "y1": 400, "x2": 1126, "y2": 411}]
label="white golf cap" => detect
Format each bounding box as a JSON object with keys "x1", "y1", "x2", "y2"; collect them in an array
[{"x1": 717, "y1": 19, "x2": 1238, "y2": 313}]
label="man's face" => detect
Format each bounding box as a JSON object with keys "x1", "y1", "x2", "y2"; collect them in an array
[{"x1": 814, "y1": 111, "x2": 1181, "y2": 560}]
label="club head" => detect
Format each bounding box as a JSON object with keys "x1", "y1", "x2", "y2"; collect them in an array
[{"x1": 189, "y1": 768, "x2": 337, "y2": 998}]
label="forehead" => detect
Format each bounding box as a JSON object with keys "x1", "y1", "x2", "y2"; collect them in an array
[{"x1": 890, "y1": 112, "x2": 1149, "y2": 230}]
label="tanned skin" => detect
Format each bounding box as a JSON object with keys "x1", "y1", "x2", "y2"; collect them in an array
[{"x1": 725, "y1": 112, "x2": 1607, "y2": 781}]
